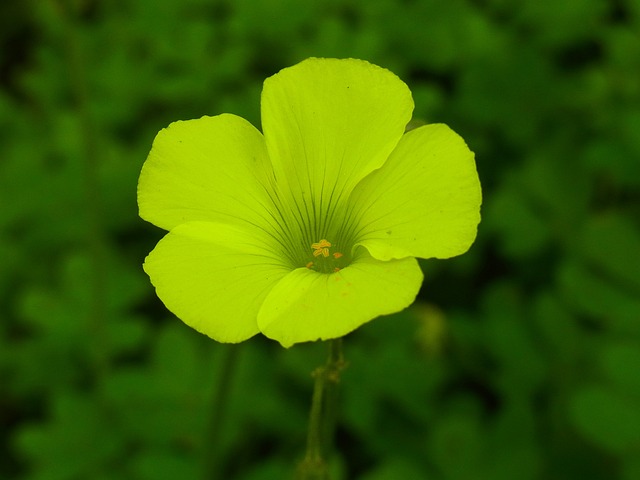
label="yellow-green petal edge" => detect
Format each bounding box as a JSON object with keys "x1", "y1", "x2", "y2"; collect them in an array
[
  {"x1": 261, "y1": 58, "x2": 413, "y2": 216},
  {"x1": 138, "y1": 114, "x2": 275, "y2": 232},
  {"x1": 352, "y1": 124, "x2": 482, "y2": 261},
  {"x1": 144, "y1": 221, "x2": 289, "y2": 343},
  {"x1": 257, "y1": 252, "x2": 423, "y2": 347}
]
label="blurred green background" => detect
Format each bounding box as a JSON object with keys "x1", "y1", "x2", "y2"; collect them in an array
[{"x1": 2, "y1": 0, "x2": 640, "y2": 479}]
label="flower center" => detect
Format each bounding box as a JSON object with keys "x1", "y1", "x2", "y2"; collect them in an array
[{"x1": 305, "y1": 239, "x2": 347, "y2": 274}]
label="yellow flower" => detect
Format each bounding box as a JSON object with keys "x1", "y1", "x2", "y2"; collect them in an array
[{"x1": 138, "y1": 58, "x2": 481, "y2": 347}]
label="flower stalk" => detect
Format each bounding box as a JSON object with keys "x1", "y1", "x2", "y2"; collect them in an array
[{"x1": 296, "y1": 338, "x2": 347, "y2": 480}]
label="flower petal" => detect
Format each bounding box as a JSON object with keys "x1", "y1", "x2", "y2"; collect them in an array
[
  {"x1": 144, "y1": 221, "x2": 289, "y2": 343},
  {"x1": 352, "y1": 124, "x2": 482, "y2": 261},
  {"x1": 138, "y1": 114, "x2": 275, "y2": 232},
  {"x1": 257, "y1": 252, "x2": 423, "y2": 347},
  {"x1": 261, "y1": 58, "x2": 413, "y2": 224}
]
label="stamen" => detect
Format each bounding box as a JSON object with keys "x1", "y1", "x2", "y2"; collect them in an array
[
  {"x1": 311, "y1": 239, "x2": 331, "y2": 250},
  {"x1": 309, "y1": 239, "x2": 346, "y2": 273},
  {"x1": 311, "y1": 239, "x2": 332, "y2": 258}
]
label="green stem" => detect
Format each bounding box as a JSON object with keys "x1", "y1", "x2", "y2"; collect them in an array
[
  {"x1": 296, "y1": 338, "x2": 347, "y2": 480},
  {"x1": 202, "y1": 345, "x2": 241, "y2": 480}
]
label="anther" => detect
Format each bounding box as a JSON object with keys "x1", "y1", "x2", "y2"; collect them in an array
[
  {"x1": 311, "y1": 239, "x2": 332, "y2": 258},
  {"x1": 311, "y1": 239, "x2": 331, "y2": 250}
]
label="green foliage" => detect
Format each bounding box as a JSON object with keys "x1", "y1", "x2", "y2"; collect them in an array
[{"x1": 1, "y1": 0, "x2": 639, "y2": 478}]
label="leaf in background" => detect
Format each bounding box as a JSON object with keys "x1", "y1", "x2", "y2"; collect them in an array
[
  {"x1": 514, "y1": 0, "x2": 607, "y2": 47},
  {"x1": 485, "y1": 185, "x2": 551, "y2": 257},
  {"x1": 356, "y1": 457, "x2": 428, "y2": 480},
  {"x1": 481, "y1": 283, "x2": 547, "y2": 397},
  {"x1": 624, "y1": 456, "x2": 640, "y2": 480},
  {"x1": 342, "y1": 311, "x2": 443, "y2": 445},
  {"x1": 558, "y1": 260, "x2": 640, "y2": 335},
  {"x1": 532, "y1": 292, "x2": 583, "y2": 364},
  {"x1": 599, "y1": 341, "x2": 640, "y2": 398},
  {"x1": 583, "y1": 139, "x2": 640, "y2": 188},
  {"x1": 105, "y1": 322, "x2": 209, "y2": 447},
  {"x1": 14, "y1": 251, "x2": 150, "y2": 390},
  {"x1": 519, "y1": 150, "x2": 590, "y2": 230},
  {"x1": 580, "y1": 214, "x2": 640, "y2": 294},
  {"x1": 429, "y1": 411, "x2": 483, "y2": 480},
  {"x1": 483, "y1": 401, "x2": 540, "y2": 480},
  {"x1": 570, "y1": 385, "x2": 640, "y2": 454},
  {"x1": 234, "y1": 459, "x2": 295, "y2": 480},
  {"x1": 128, "y1": 450, "x2": 198, "y2": 480},
  {"x1": 14, "y1": 392, "x2": 123, "y2": 480}
]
